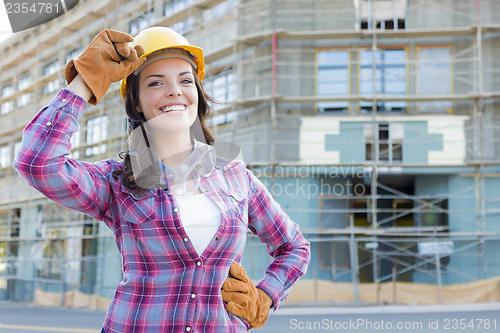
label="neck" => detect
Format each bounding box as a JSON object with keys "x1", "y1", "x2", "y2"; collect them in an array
[{"x1": 152, "y1": 131, "x2": 193, "y2": 166}]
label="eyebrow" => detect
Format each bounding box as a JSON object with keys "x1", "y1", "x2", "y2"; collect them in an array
[{"x1": 145, "y1": 72, "x2": 193, "y2": 79}]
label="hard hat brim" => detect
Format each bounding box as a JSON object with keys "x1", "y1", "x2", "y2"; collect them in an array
[{"x1": 120, "y1": 27, "x2": 205, "y2": 100}]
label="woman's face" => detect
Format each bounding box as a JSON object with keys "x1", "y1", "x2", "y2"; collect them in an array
[{"x1": 136, "y1": 58, "x2": 199, "y2": 134}]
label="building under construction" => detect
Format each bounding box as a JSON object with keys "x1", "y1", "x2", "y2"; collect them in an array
[{"x1": 1, "y1": 0, "x2": 500, "y2": 308}]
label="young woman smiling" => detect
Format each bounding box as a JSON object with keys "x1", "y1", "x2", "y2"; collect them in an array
[{"x1": 14, "y1": 27, "x2": 310, "y2": 332}]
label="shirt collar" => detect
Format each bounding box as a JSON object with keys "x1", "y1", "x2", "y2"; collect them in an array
[
  {"x1": 159, "y1": 140, "x2": 244, "y2": 187},
  {"x1": 159, "y1": 139, "x2": 216, "y2": 188},
  {"x1": 128, "y1": 133, "x2": 243, "y2": 193}
]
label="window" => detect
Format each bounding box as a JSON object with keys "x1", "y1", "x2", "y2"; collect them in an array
[
  {"x1": 205, "y1": 70, "x2": 236, "y2": 126},
  {"x1": 65, "y1": 47, "x2": 82, "y2": 64},
  {"x1": 0, "y1": 241, "x2": 5, "y2": 275},
  {"x1": 202, "y1": 0, "x2": 236, "y2": 21},
  {"x1": 69, "y1": 129, "x2": 81, "y2": 159},
  {"x1": 0, "y1": 145, "x2": 10, "y2": 168},
  {"x1": 41, "y1": 79, "x2": 60, "y2": 95},
  {"x1": 416, "y1": 46, "x2": 452, "y2": 113},
  {"x1": 85, "y1": 115, "x2": 108, "y2": 157},
  {"x1": 359, "y1": 48, "x2": 406, "y2": 112},
  {"x1": 206, "y1": 70, "x2": 236, "y2": 108},
  {"x1": 416, "y1": 198, "x2": 450, "y2": 270},
  {"x1": 365, "y1": 123, "x2": 403, "y2": 163},
  {"x1": 80, "y1": 216, "x2": 99, "y2": 293},
  {"x1": 18, "y1": 71, "x2": 32, "y2": 91},
  {"x1": 42, "y1": 57, "x2": 60, "y2": 76},
  {"x1": 416, "y1": 199, "x2": 448, "y2": 229},
  {"x1": 129, "y1": 8, "x2": 155, "y2": 36},
  {"x1": 170, "y1": 17, "x2": 194, "y2": 36},
  {"x1": 0, "y1": 101, "x2": 14, "y2": 115},
  {"x1": 13, "y1": 141, "x2": 21, "y2": 160},
  {"x1": 17, "y1": 93, "x2": 31, "y2": 108},
  {"x1": 359, "y1": 0, "x2": 406, "y2": 30},
  {"x1": 36, "y1": 205, "x2": 83, "y2": 281},
  {"x1": 317, "y1": 49, "x2": 349, "y2": 113},
  {"x1": 164, "y1": 0, "x2": 193, "y2": 17},
  {"x1": 1, "y1": 82, "x2": 13, "y2": 98},
  {"x1": 0, "y1": 209, "x2": 20, "y2": 277}
]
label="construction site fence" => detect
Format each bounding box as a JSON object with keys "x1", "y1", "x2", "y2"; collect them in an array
[{"x1": 1, "y1": 234, "x2": 500, "y2": 309}]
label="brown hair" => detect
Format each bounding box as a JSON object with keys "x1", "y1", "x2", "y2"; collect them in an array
[{"x1": 112, "y1": 68, "x2": 215, "y2": 195}]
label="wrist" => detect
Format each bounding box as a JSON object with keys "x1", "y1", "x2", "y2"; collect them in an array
[
  {"x1": 66, "y1": 74, "x2": 92, "y2": 102},
  {"x1": 257, "y1": 288, "x2": 273, "y2": 308}
]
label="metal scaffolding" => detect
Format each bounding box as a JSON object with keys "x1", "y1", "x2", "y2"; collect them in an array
[{"x1": 0, "y1": 0, "x2": 500, "y2": 307}]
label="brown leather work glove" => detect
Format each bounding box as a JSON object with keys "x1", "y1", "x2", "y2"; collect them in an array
[
  {"x1": 65, "y1": 29, "x2": 146, "y2": 105},
  {"x1": 221, "y1": 262, "x2": 273, "y2": 329}
]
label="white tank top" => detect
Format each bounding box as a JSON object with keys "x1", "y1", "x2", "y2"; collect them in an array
[{"x1": 174, "y1": 193, "x2": 222, "y2": 256}]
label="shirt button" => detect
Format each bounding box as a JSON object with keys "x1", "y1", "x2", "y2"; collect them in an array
[
  {"x1": 46, "y1": 122, "x2": 52, "y2": 126},
  {"x1": 173, "y1": 208, "x2": 179, "y2": 213},
  {"x1": 186, "y1": 327, "x2": 191, "y2": 332},
  {"x1": 191, "y1": 293, "x2": 196, "y2": 299},
  {"x1": 180, "y1": 164, "x2": 188, "y2": 172},
  {"x1": 61, "y1": 98, "x2": 67, "y2": 102},
  {"x1": 196, "y1": 261, "x2": 201, "y2": 266},
  {"x1": 183, "y1": 237, "x2": 189, "y2": 242}
]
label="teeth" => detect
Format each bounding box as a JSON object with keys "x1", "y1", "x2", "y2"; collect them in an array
[{"x1": 161, "y1": 105, "x2": 185, "y2": 112}]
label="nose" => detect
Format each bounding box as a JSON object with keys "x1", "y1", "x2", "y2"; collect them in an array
[{"x1": 165, "y1": 84, "x2": 181, "y2": 97}]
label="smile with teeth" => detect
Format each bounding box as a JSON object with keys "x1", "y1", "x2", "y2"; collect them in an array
[{"x1": 160, "y1": 105, "x2": 186, "y2": 112}]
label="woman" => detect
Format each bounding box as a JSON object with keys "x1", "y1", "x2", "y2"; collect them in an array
[{"x1": 14, "y1": 27, "x2": 310, "y2": 332}]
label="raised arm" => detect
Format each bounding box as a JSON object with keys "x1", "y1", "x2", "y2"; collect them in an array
[{"x1": 14, "y1": 29, "x2": 147, "y2": 224}]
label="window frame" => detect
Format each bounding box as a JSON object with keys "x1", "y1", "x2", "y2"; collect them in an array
[
  {"x1": 129, "y1": 7, "x2": 155, "y2": 36},
  {"x1": 85, "y1": 115, "x2": 108, "y2": 157},
  {"x1": 415, "y1": 44, "x2": 454, "y2": 114},
  {"x1": 1, "y1": 82, "x2": 14, "y2": 98},
  {"x1": 315, "y1": 47, "x2": 351, "y2": 114},
  {"x1": 42, "y1": 57, "x2": 60, "y2": 77},
  {"x1": 358, "y1": 0, "x2": 407, "y2": 31},
  {"x1": 364, "y1": 122, "x2": 403, "y2": 164},
  {"x1": 357, "y1": 46, "x2": 409, "y2": 114},
  {"x1": 0, "y1": 145, "x2": 11, "y2": 168},
  {"x1": 18, "y1": 71, "x2": 32, "y2": 92}
]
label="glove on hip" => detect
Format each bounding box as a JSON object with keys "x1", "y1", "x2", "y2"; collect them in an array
[
  {"x1": 221, "y1": 262, "x2": 273, "y2": 329},
  {"x1": 65, "y1": 29, "x2": 146, "y2": 105}
]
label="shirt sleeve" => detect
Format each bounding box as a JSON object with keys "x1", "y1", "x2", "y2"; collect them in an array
[
  {"x1": 245, "y1": 167, "x2": 311, "y2": 310},
  {"x1": 13, "y1": 89, "x2": 114, "y2": 224}
]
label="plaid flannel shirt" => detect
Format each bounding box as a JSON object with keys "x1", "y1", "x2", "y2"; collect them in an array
[{"x1": 14, "y1": 89, "x2": 310, "y2": 332}]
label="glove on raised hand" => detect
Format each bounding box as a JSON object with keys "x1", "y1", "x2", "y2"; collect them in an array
[
  {"x1": 65, "y1": 29, "x2": 146, "y2": 105},
  {"x1": 221, "y1": 262, "x2": 273, "y2": 329}
]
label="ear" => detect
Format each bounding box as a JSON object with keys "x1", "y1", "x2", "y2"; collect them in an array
[{"x1": 136, "y1": 104, "x2": 143, "y2": 113}]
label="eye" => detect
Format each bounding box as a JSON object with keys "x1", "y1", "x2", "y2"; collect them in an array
[
  {"x1": 181, "y1": 78, "x2": 193, "y2": 84},
  {"x1": 148, "y1": 81, "x2": 162, "y2": 87}
]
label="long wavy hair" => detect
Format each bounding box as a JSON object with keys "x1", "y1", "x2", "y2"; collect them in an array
[{"x1": 112, "y1": 67, "x2": 216, "y2": 195}]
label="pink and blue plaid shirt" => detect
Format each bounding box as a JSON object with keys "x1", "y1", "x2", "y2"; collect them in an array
[{"x1": 14, "y1": 89, "x2": 310, "y2": 332}]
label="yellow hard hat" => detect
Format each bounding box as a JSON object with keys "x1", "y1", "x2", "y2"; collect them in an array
[{"x1": 120, "y1": 26, "x2": 205, "y2": 99}]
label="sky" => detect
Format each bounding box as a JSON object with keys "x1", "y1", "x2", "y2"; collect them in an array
[{"x1": 0, "y1": 0, "x2": 14, "y2": 46}]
